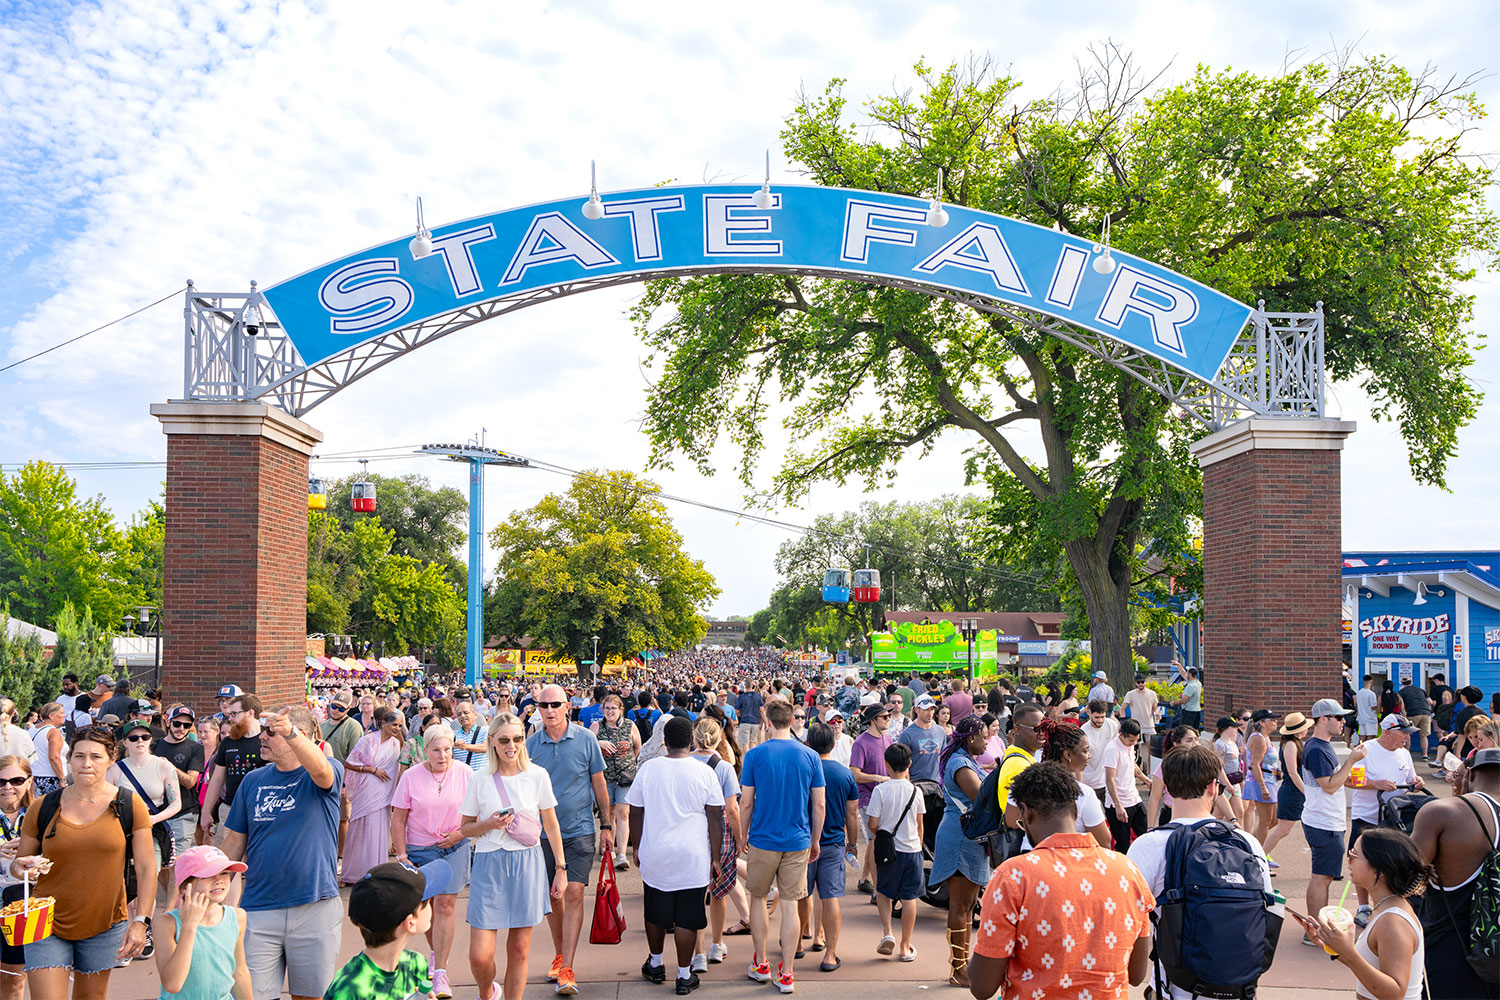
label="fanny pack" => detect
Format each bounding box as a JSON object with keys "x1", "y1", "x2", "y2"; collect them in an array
[{"x1": 493, "y1": 773, "x2": 543, "y2": 847}]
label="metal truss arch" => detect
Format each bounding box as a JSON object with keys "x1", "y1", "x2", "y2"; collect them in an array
[{"x1": 181, "y1": 271, "x2": 1324, "y2": 429}]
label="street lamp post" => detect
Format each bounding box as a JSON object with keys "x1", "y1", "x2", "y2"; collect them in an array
[
  {"x1": 957, "y1": 617, "x2": 980, "y2": 684},
  {"x1": 123, "y1": 606, "x2": 161, "y2": 689},
  {"x1": 591, "y1": 635, "x2": 600, "y2": 677}
]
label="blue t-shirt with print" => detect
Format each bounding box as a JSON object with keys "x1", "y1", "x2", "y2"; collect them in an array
[
  {"x1": 898, "y1": 721, "x2": 946, "y2": 783},
  {"x1": 818, "y1": 758, "x2": 860, "y2": 849},
  {"x1": 740, "y1": 738, "x2": 825, "y2": 852},
  {"x1": 226, "y1": 760, "x2": 344, "y2": 911}
]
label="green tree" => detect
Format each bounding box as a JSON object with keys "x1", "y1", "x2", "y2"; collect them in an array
[
  {"x1": 753, "y1": 497, "x2": 1056, "y2": 656},
  {"x1": 324, "y1": 474, "x2": 468, "y2": 587},
  {"x1": 632, "y1": 51, "x2": 1494, "y2": 689},
  {"x1": 0, "y1": 461, "x2": 138, "y2": 629},
  {"x1": 47, "y1": 603, "x2": 108, "y2": 703},
  {"x1": 0, "y1": 606, "x2": 53, "y2": 714},
  {"x1": 487, "y1": 470, "x2": 719, "y2": 683},
  {"x1": 123, "y1": 494, "x2": 165, "y2": 613}
]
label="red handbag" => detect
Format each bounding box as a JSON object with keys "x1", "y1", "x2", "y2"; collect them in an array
[{"x1": 589, "y1": 851, "x2": 625, "y2": 945}]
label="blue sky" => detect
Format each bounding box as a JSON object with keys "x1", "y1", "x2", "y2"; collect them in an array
[{"x1": 1, "y1": 0, "x2": 1495, "y2": 616}]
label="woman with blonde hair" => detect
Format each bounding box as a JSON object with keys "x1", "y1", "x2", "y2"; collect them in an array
[
  {"x1": 0, "y1": 755, "x2": 32, "y2": 998},
  {"x1": 459, "y1": 713, "x2": 565, "y2": 1000},
  {"x1": 0, "y1": 701, "x2": 31, "y2": 761},
  {"x1": 29, "y1": 704, "x2": 66, "y2": 796}
]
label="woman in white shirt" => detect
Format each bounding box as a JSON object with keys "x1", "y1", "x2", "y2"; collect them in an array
[
  {"x1": 0, "y1": 700, "x2": 33, "y2": 762},
  {"x1": 459, "y1": 713, "x2": 565, "y2": 1000},
  {"x1": 1305, "y1": 827, "x2": 1427, "y2": 1000}
]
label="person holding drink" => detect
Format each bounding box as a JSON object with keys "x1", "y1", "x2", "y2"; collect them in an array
[{"x1": 0, "y1": 756, "x2": 33, "y2": 999}]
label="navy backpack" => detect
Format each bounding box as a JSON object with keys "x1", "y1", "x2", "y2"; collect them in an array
[{"x1": 1152, "y1": 820, "x2": 1282, "y2": 999}]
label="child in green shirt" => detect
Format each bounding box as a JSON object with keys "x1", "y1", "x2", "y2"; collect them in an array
[{"x1": 324, "y1": 858, "x2": 452, "y2": 1000}]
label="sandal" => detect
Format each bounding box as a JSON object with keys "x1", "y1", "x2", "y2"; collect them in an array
[
  {"x1": 809, "y1": 941, "x2": 825, "y2": 952},
  {"x1": 900, "y1": 947, "x2": 917, "y2": 963},
  {"x1": 819, "y1": 957, "x2": 841, "y2": 972},
  {"x1": 724, "y1": 921, "x2": 752, "y2": 936}
]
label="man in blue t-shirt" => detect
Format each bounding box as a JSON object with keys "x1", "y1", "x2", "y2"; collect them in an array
[
  {"x1": 740, "y1": 700, "x2": 826, "y2": 991},
  {"x1": 898, "y1": 694, "x2": 946, "y2": 783},
  {"x1": 800, "y1": 721, "x2": 859, "y2": 971},
  {"x1": 735, "y1": 683, "x2": 765, "y2": 749},
  {"x1": 1299, "y1": 698, "x2": 1367, "y2": 933},
  {"x1": 223, "y1": 704, "x2": 344, "y2": 1000}
]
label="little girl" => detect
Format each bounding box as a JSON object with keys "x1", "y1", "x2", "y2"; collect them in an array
[{"x1": 155, "y1": 845, "x2": 251, "y2": 1000}]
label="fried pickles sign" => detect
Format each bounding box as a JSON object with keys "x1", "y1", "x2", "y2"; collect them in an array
[{"x1": 263, "y1": 186, "x2": 1253, "y2": 377}]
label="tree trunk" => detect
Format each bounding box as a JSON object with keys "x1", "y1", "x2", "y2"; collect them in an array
[{"x1": 1063, "y1": 537, "x2": 1135, "y2": 694}]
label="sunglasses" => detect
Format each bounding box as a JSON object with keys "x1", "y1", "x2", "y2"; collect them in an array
[
  {"x1": 537, "y1": 701, "x2": 566, "y2": 709},
  {"x1": 0, "y1": 777, "x2": 27, "y2": 787},
  {"x1": 794, "y1": 714, "x2": 806, "y2": 720},
  {"x1": 170, "y1": 720, "x2": 193, "y2": 729},
  {"x1": 492, "y1": 736, "x2": 522, "y2": 745},
  {"x1": 126, "y1": 733, "x2": 153, "y2": 743}
]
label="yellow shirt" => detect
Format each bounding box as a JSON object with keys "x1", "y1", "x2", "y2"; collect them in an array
[{"x1": 995, "y1": 746, "x2": 1035, "y2": 814}]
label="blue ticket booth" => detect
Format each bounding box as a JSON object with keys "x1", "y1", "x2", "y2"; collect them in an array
[{"x1": 1342, "y1": 550, "x2": 1500, "y2": 697}]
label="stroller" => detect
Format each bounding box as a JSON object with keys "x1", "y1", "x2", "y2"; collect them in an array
[{"x1": 916, "y1": 779, "x2": 952, "y2": 909}]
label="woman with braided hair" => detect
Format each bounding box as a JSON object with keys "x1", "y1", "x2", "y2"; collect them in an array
[
  {"x1": 929, "y1": 715, "x2": 990, "y2": 987},
  {"x1": 1036, "y1": 718, "x2": 1110, "y2": 847}
]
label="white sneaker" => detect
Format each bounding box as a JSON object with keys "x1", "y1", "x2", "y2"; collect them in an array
[
  {"x1": 691, "y1": 953, "x2": 708, "y2": 973},
  {"x1": 708, "y1": 942, "x2": 728, "y2": 964}
]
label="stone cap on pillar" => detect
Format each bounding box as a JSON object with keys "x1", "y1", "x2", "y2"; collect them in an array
[
  {"x1": 151, "y1": 401, "x2": 323, "y2": 455},
  {"x1": 1190, "y1": 416, "x2": 1356, "y2": 469}
]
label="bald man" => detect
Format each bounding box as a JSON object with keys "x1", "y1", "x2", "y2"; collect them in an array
[{"x1": 526, "y1": 684, "x2": 612, "y2": 995}]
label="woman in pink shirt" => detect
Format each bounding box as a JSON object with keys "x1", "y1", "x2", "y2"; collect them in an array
[{"x1": 391, "y1": 724, "x2": 472, "y2": 1000}]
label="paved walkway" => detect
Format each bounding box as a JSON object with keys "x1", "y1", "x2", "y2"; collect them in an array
[{"x1": 111, "y1": 745, "x2": 1444, "y2": 998}]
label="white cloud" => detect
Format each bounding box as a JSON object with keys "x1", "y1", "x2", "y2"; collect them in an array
[{"x1": 0, "y1": 0, "x2": 1495, "y2": 617}]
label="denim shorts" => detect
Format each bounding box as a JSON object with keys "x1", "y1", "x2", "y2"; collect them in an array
[
  {"x1": 25, "y1": 920, "x2": 127, "y2": 974},
  {"x1": 407, "y1": 840, "x2": 472, "y2": 892},
  {"x1": 606, "y1": 780, "x2": 630, "y2": 806}
]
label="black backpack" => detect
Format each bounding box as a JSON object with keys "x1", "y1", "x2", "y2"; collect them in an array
[
  {"x1": 959, "y1": 747, "x2": 1024, "y2": 840},
  {"x1": 34, "y1": 787, "x2": 140, "y2": 902},
  {"x1": 1378, "y1": 787, "x2": 1437, "y2": 835},
  {"x1": 630, "y1": 708, "x2": 655, "y2": 743},
  {"x1": 1432, "y1": 794, "x2": 1500, "y2": 986},
  {"x1": 1152, "y1": 820, "x2": 1281, "y2": 1000}
]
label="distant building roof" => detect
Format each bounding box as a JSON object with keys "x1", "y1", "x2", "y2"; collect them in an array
[{"x1": 3, "y1": 616, "x2": 56, "y2": 646}]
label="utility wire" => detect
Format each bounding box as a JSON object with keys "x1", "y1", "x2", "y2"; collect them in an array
[{"x1": 0, "y1": 287, "x2": 183, "y2": 375}]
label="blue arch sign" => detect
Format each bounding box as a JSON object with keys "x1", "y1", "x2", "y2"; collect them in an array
[{"x1": 263, "y1": 185, "x2": 1252, "y2": 381}]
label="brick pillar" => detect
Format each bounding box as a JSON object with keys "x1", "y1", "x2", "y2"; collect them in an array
[
  {"x1": 151, "y1": 402, "x2": 323, "y2": 715},
  {"x1": 1190, "y1": 417, "x2": 1356, "y2": 718}
]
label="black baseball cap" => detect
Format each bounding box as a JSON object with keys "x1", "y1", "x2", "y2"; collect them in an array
[
  {"x1": 348, "y1": 859, "x2": 451, "y2": 932},
  {"x1": 168, "y1": 706, "x2": 196, "y2": 723}
]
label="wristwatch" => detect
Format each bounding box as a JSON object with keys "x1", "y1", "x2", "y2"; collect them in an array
[
  {"x1": 132, "y1": 915, "x2": 152, "y2": 928},
  {"x1": 600, "y1": 824, "x2": 613, "y2": 830}
]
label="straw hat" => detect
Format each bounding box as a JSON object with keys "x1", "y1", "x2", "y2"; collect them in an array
[{"x1": 1278, "y1": 712, "x2": 1313, "y2": 737}]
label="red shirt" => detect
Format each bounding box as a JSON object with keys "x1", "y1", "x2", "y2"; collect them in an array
[{"x1": 975, "y1": 831, "x2": 1155, "y2": 1000}]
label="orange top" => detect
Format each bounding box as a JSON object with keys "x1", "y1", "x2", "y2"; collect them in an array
[
  {"x1": 975, "y1": 831, "x2": 1155, "y2": 1000},
  {"x1": 22, "y1": 792, "x2": 150, "y2": 940}
]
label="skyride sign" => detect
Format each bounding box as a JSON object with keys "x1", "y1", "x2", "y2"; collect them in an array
[{"x1": 263, "y1": 185, "x2": 1253, "y2": 382}]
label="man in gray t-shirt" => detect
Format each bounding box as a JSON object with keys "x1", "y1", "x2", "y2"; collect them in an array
[{"x1": 896, "y1": 695, "x2": 945, "y2": 783}]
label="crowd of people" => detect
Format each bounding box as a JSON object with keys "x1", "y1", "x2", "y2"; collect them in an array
[{"x1": 0, "y1": 660, "x2": 1493, "y2": 999}]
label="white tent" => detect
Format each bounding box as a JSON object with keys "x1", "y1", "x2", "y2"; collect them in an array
[{"x1": 3, "y1": 616, "x2": 56, "y2": 646}]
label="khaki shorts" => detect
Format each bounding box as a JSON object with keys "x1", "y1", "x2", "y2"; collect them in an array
[
  {"x1": 738, "y1": 723, "x2": 762, "y2": 747},
  {"x1": 1412, "y1": 714, "x2": 1432, "y2": 737},
  {"x1": 744, "y1": 845, "x2": 810, "y2": 901}
]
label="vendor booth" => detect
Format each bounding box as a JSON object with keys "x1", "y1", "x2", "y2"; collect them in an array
[{"x1": 1343, "y1": 550, "x2": 1500, "y2": 693}]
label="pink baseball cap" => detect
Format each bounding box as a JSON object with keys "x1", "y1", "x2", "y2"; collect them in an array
[{"x1": 175, "y1": 845, "x2": 248, "y2": 886}]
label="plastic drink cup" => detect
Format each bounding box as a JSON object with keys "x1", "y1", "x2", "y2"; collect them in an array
[
  {"x1": 1318, "y1": 905, "x2": 1354, "y2": 957},
  {"x1": 1348, "y1": 763, "x2": 1366, "y2": 788}
]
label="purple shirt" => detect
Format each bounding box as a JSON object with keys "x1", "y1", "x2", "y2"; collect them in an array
[
  {"x1": 849, "y1": 731, "x2": 892, "y2": 807},
  {"x1": 946, "y1": 691, "x2": 976, "y2": 724}
]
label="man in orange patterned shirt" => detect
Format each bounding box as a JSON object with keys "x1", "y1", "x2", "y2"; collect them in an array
[{"x1": 969, "y1": 761, "x2": 1155, "y2": 1000}]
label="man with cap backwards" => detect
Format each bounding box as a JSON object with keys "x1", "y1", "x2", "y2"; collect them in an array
[
  {"x1": 324, "y1": 858, "x2": 451, "y2": 1000},
  {"x1": 321, "y1": 700, "x2": 364, "y2": 765},
  {"x1": 155, "y1": 705, "x2": 206, "y2": 907},
  {"x1": 849, "y1": 703, "x2": 894, "y2": 897},
  {"x1": 1299, "y1": 696, "x2": 1369, "y2": 941},
  {"x1": 1086, "y1": 670, "x2": 1116, "y2": 712},
  {"x1": 1346, "y1": 714, "x2": 1426, "y2": 927},
  {"x1": 221, "y1": 704, "x2": 344, "y2": 1000},
  {"x1": 1412, "y1": 746, "x2": 1500, "y2": 1000}
]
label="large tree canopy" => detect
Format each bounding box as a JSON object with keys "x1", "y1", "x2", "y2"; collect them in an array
[
  {"x1": 632, "y1": 49, "x2": 1495, "y2": 687},
  {"x1": 487, "y1": 469, "x2": 718, "y2": 680},
  {"x1": 747, "y1": 496, "x2": 1059, "y2": 653}
]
